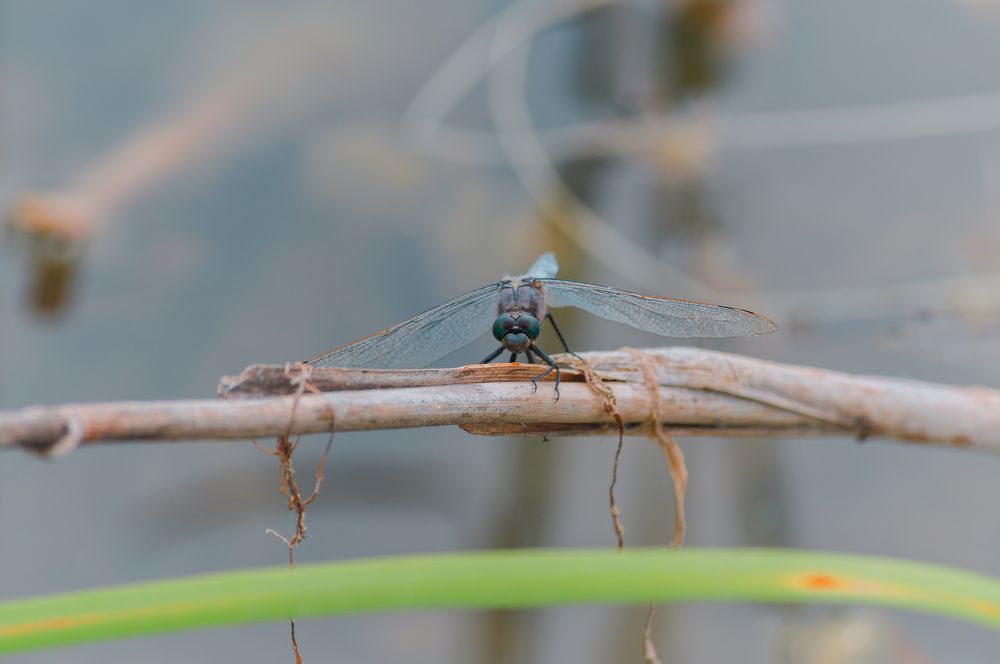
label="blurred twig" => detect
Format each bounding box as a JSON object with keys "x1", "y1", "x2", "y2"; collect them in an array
[
  {"x1": 412, "y1": 92, "x2": 1000, "y2": 166},
  {"x1": 6, "y1": 17, "x2": 352, "y2": 316},
  {"x1": 9, "y1": 20, "x2": 351, "y2": 242},
  {"x1": 487, "y1": 0, "x2": 723, "y2": 301},
  {"x1": 3, "y1": 347, "x2": 1000, "y2": 455},
  {"x1": 406, "y1": 0, "x2": 1000, "y2": 325}
]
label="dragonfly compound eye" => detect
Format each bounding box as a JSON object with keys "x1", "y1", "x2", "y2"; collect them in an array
[
  {"x1": 492, "y1": 314, "x2": 517, "y2": 341},
  {"x1": 517, "y1": 314, "x2": 541, "y2": 340}
]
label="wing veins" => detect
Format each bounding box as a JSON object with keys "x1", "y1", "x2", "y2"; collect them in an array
[
  {"x1": 308, "y1": 283, "x2": 500, "y2": 368},
  {"x1": 538, "y1": 278, "x2": 775, "y2": 338}
]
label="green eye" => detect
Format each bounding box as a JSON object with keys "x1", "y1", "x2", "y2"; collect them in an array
[
  {"x1": 493, "y1": 314, "x2": 515, "y2": 341},
  {"x1": 519, "y1": 315, "x2": 541, "y2": 340}
]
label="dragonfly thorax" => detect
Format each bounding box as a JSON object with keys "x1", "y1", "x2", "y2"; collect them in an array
[
  {"x1": 497, "y1": 280, "x2": 547, "y2": 320},
  {"x1": 492, "y1": 311, "x2": 541, "y2": 352}
]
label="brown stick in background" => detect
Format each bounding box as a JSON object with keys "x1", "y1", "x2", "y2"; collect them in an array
[{"x1": 7, "y1": 18, "x2": 352, "y2": 315}]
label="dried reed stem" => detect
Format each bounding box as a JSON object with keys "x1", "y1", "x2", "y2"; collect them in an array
[{"x1": 2, "y1": 347, "x2": 998, "y2": 456}]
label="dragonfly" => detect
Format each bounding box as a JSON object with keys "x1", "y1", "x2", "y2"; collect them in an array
[{"x1": 307, "y1": 252, "x2": 776, "y2": 397}]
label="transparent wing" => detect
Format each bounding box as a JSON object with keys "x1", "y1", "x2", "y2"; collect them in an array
[
  {"x1": 307, "y1": 283, "x2": 500, "y2": 368},
  {"x1": 522, "y1": 251, "x2": 559, "y2": 279},
  {"x1": 539, "y1": 279, "x2": 776, "y2": 338}
]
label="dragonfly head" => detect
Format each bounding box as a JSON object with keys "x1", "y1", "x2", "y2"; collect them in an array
[{"x1": 493, "y1": 311, "x2": 541, "y2": 352}]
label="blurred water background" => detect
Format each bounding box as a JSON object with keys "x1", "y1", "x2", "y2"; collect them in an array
[{"x1": 4, "y1": 0, "x2": 1000, "y2": 661}]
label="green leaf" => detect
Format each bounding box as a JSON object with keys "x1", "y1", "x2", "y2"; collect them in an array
[{"x1": 3, "y1": 548, "x2": 1000, "y2": 656}]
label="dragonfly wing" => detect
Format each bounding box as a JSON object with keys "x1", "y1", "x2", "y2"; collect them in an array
[
  {"x1": 522, "y1": 252, "x2": 559, "y2": 279},
  {"x1": 307, "y1": 283, "x2": 500, "y2": 368},
  {"x1": 539, "y1": 279, "x2": 776, "y2": 338}
]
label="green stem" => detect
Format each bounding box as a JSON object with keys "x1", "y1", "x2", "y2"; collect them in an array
[{"x1": 3, "y1": 548, "x2": 1000, "y2": 655}]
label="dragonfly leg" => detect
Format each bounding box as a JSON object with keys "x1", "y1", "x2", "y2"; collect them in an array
[
  {"x1": 530, "y1": 344, "x2": 561, "y2": 401},
  {"x1": 545, "y1": 313, "x2": 584, "y2": 361},
  {"x1": 481, "y1": 347, "x2": 505, "y2": 364},
  {"x1": 524, "y1": 349, "x2": 539, "y2": 392},
  {"x1": 509, "y1": 352, "x2": 519, "y2": 363}
]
